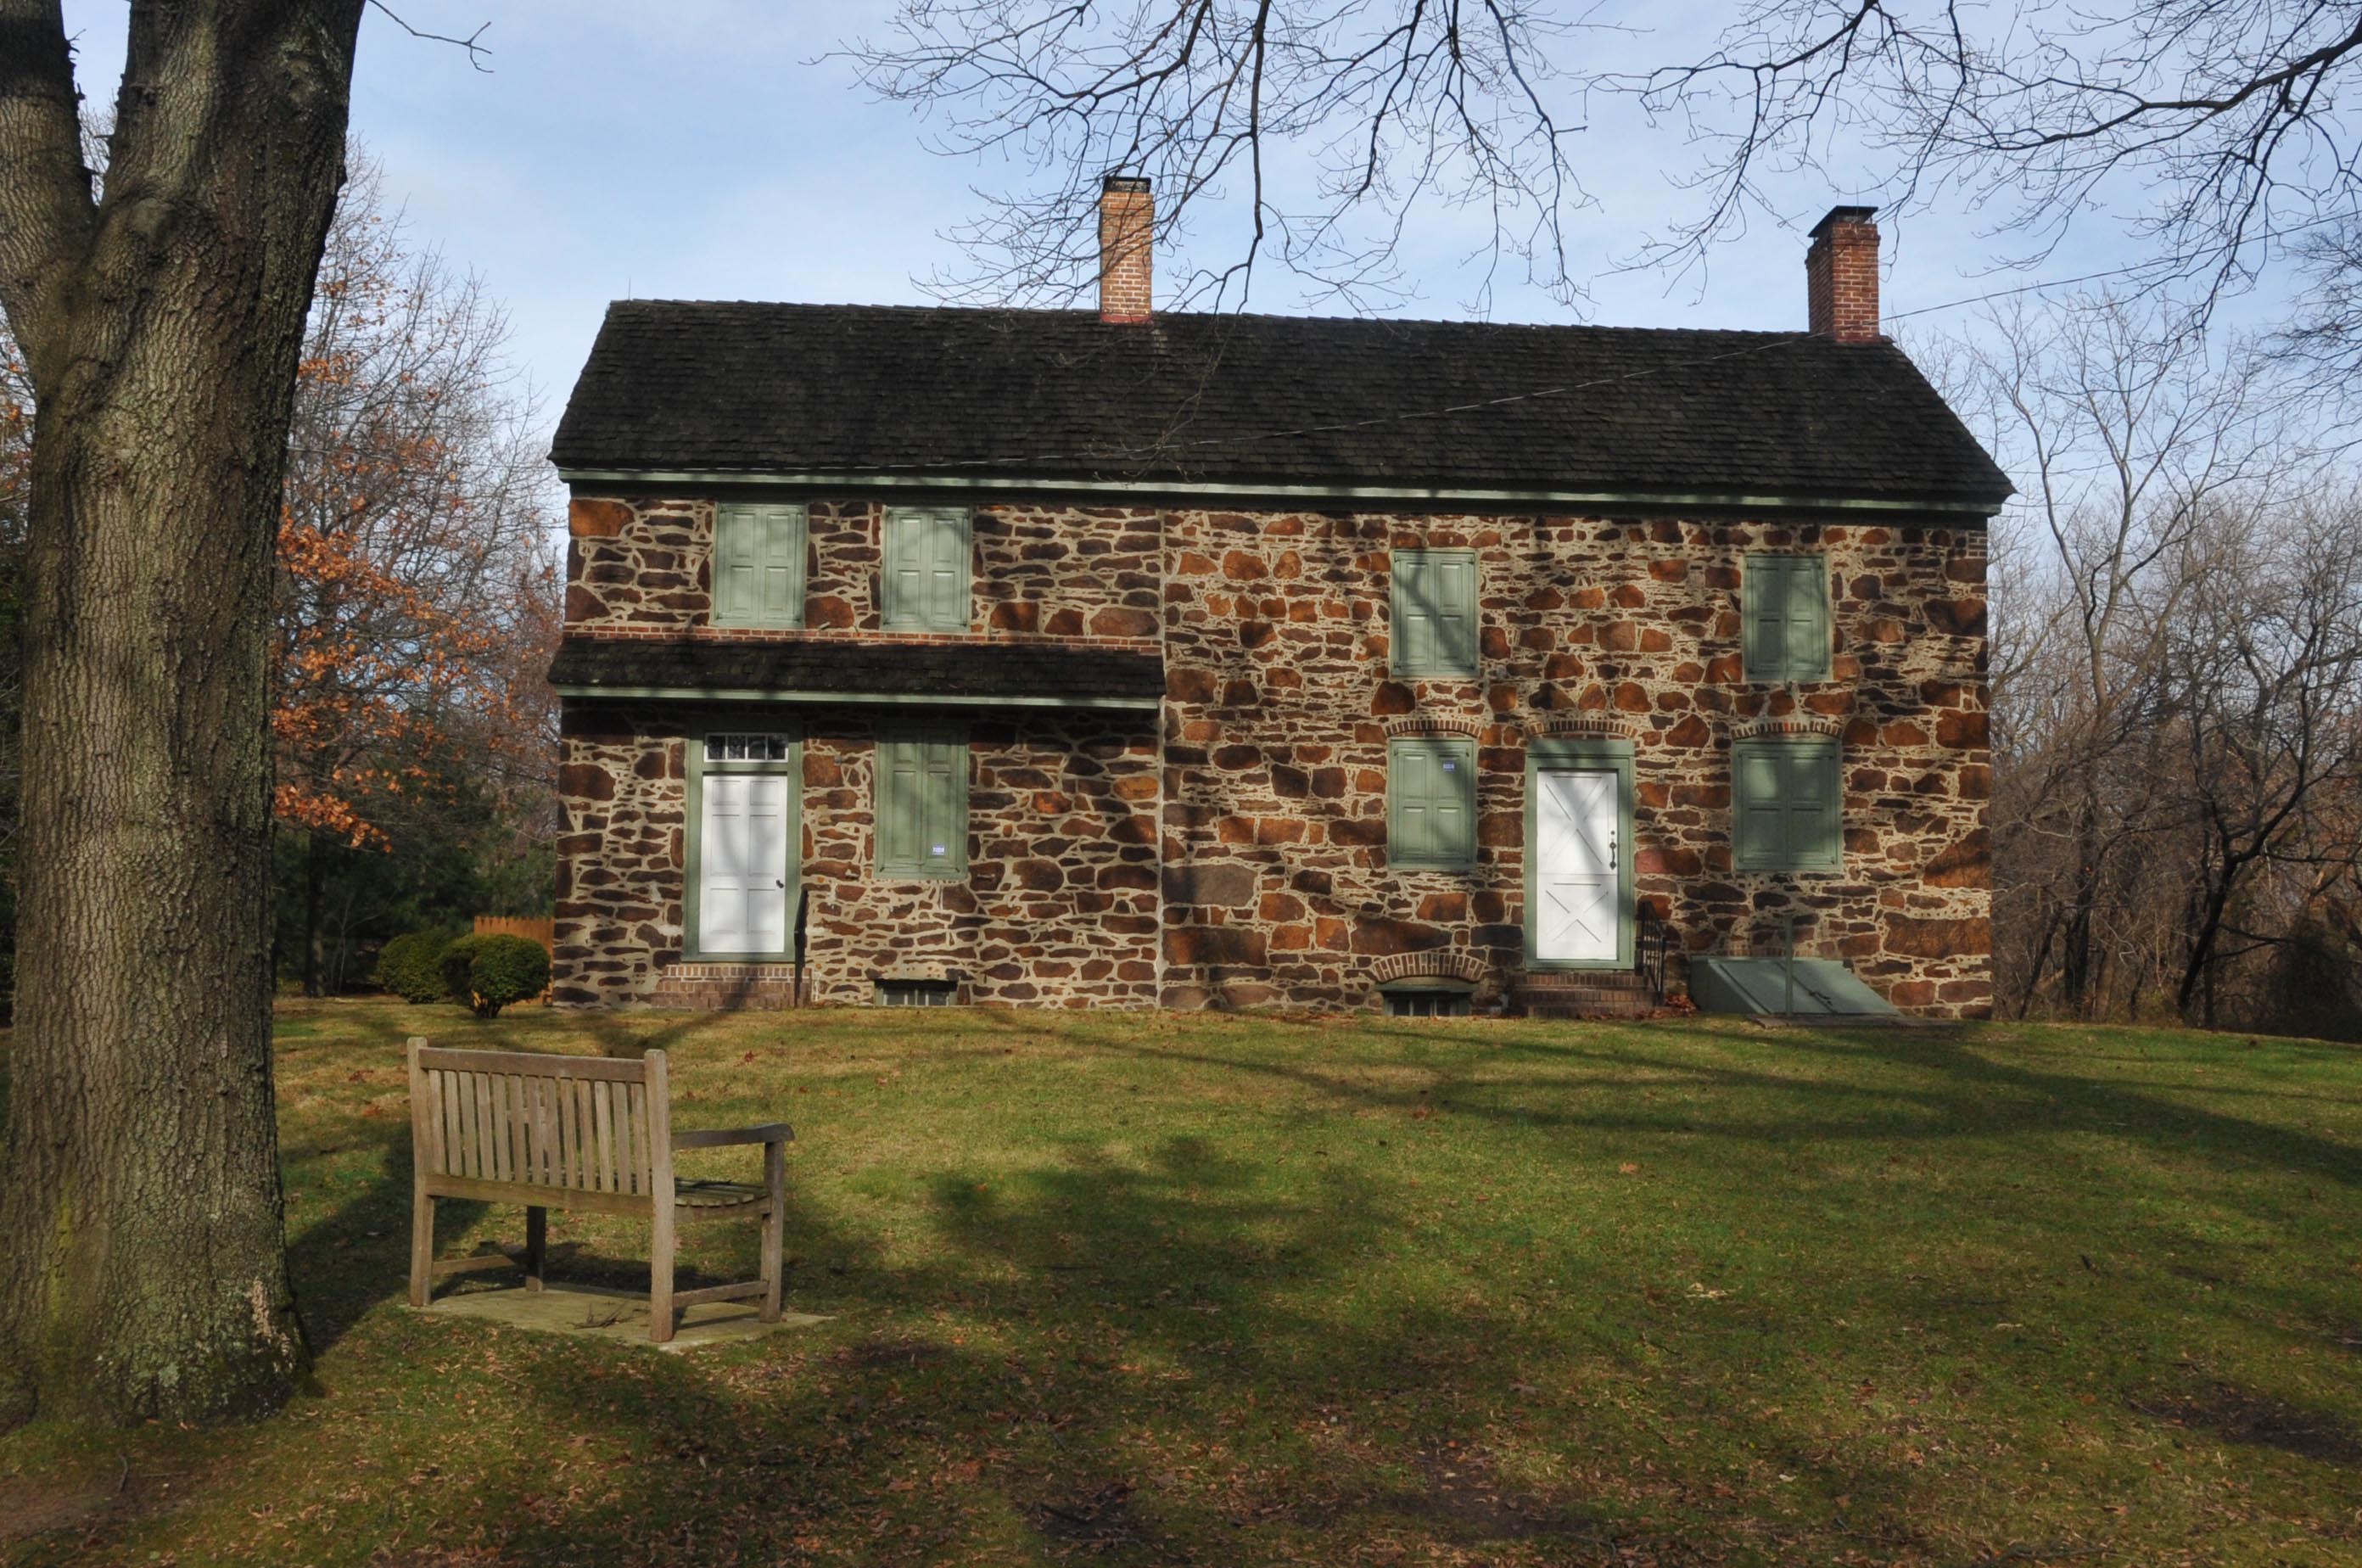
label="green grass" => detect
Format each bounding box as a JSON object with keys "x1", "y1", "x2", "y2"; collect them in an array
[{"x1": 5, "y1": 1001, "x2": 2361, "y2": 1565}]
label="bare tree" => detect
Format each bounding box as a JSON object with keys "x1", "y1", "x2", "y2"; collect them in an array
[
  {"x1": 844, "y1": 1, "x2": 1597, "y2": 310},
  {"x1": 277, "y1": 156, "x2": 558, "y2": 996},
  {"x1": 1632, "y1": 3, "x2": 2362, "y2": 333},
  {"x1": 2159, "y1": 501, "x2": 2362, "y2": 1021}
]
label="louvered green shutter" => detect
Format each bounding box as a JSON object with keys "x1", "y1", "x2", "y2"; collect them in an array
[
  {"x1": 1744, "y1": 555, "x2": 1830, "y2": 681},
  {"x1": 714, "y1": 504, "x2": 804, "y2": 629},
  {"x1": 884, "y1": 507, "x2": 971, "y2": 631},
  {"x1": 876, "y1": 732, "x2": 967, "y2": 877},
  {"x1": 1393, "y1": 550, "x2": 1479, "y2": 677},
  {"x1": 1390, "y1": 737, "x2": 1476, "y2": 869}
]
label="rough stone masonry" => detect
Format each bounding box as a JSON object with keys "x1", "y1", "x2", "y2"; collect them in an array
[{"x1": 551, "y1": 493, "x2": 1990, "y2": 1018}]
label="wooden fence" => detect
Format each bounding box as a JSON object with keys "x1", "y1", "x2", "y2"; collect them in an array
[{"x1": 473, "y1": 916, "x2": 554, "y2": 951}]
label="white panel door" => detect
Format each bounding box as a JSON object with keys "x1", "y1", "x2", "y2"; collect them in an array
[
  {"x1": 1535, "y1": 769, "x2": 1620, "y2": 964},
  {"x1": 700, "y1": 774, "x2": 791, "y2": 954}
]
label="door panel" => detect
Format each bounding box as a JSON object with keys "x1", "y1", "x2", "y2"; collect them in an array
[
  {"x1": 701, "y1": 773, "x2": 792, "y2": 954},
  {"x1": 1535, "y1": 768, "x2": 1620, "y2": 963}
]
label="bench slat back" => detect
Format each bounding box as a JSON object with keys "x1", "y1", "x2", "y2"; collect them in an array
[{"x1": 408, "y1": 1041, "x2": 670, "y2": 1197}]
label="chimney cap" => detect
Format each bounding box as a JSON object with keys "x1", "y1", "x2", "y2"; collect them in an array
[
  {"x1": 1101, "y1": 173, "x2": 1150, "y2": 194},
  {"x1": 1810, "y1": 204, "x2": 1878, "y2": 240}
]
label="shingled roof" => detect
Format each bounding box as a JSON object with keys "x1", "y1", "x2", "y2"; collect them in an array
[
  {"x1": 549, "y1": 636, "x2": 1163, "y2": 708},
  {"x1": 551, "y1": 303, "x2": 2010, "y2": 510}
]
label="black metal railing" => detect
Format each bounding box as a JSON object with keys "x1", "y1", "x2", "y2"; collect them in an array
[{"x1": 1636, "y1": 908, "x2": 1671, "y2": 1004}]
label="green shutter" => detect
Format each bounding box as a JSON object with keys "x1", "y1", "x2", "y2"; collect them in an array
[
  {"x1": 884, "y1": 507, "x2": 971, "y2": 631},
  {"x1": 876, "y1": 731, "x2": 967, "y2": 877},
  {"x1": 1733, "y1": 737, "x2": 1842, "y2": 871},
  {"x1": 714, "y1": 503, "x2": 804, "y2": 629},
  {"x1": 1389, "y1": 736, "x2": 1476, "y2": 869},
  {"x1": 1392, "y1": 550, "x2": 1479, "y2": 677},
  {"x1": 1744, "y1": 555, "x2": 1830, "y2": 681}
]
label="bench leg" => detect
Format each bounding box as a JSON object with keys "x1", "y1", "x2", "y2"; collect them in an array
[
  {"x1": 525, "y1": 1206, "x2": 547, "y2": 1292},
  {"x1": 650, "y1": 1205, "x2": 677, "y2": 1346},
  {"x1": 408, "y1": 1192, "x2": 435, "y2": 1308},
  {"x1": 760, "y1": 1142, "x2": 786, "y2": 1324}
]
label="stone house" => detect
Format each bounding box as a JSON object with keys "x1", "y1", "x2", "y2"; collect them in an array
[{"x1": 547, "y1": 184, "x2": 2008, "y2": 1018}]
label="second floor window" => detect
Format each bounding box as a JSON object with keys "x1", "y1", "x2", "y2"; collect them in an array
[
  {"x1": 1391, "y1": 548, "x2": 1480, "y2": 678},
  {"x1": 712, "y1": 502, "x2": 806, "y2": 630},
  {"x1": 1742, "y1": 553, "x2": 1832, "y2": 682},
  {"x1": 882, "y1": 507, "x2": 972, "y2": 632}
]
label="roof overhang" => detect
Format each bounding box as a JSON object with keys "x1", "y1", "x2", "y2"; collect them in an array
[{"x1": 554, "y1": 467, "x2": 2009, "y2": 519}]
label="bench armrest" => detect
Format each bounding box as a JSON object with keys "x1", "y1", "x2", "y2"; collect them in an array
[{"x1": 672, "y1": 1122, "x2": 795, "y2": 1151}]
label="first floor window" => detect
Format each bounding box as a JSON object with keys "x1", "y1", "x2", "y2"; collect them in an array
[
  {"x1": 1732, "y1": 736, "x2": 1842, "y2": 871},
  {"x1": 1389, "y1": 736, "x2": 1478, "y2": 871},
  {"x1": 876, "y1": 729, "x2": 968, "y2": 878}
]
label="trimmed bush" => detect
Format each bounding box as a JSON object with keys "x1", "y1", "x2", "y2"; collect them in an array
[
  {"x1": 374, "y1": 930, "x2": 452, "y2": 1004},
  {"x1": 464, "y1": 934, "x2": 551, "y2": 1017},
  {"x1": 438, "y1": 933, "x2": 489, "y2": 1003}
]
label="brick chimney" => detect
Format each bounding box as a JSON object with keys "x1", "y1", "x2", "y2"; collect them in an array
[
  {"x1": 1805, "y1": 205, "x2": 1880, "y2": 342},
  {"x1": 1098, "y1": 176, "x2": 1153, "y2": 323}
]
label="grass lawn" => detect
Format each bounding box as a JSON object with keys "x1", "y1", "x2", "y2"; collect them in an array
[{"x1": 3, "y1": 1002, "x2": 2360, "y2": 1565}]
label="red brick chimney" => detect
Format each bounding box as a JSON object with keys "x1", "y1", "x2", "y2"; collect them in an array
[
  {"x1": 1099, "y1": 176, "x2": 1153, "y2": 323},
  {"x1": 1805, "y1": 205, "x2": 1881, "y2": 343}
]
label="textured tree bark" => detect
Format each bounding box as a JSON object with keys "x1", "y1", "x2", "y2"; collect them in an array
[{"x1": 0, "y1": 0, "x2": 366, "y2": 1426}]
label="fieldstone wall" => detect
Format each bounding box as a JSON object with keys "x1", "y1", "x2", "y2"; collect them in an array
[
  {"x1": 551, "y1": 703, "x2": 1160, "y2": 1010},
  {"x1": 566, "y1": 495, "x2": 1161, "y2": 637},
  {"x1": 555, "y1": 492, "x2": 1991, "y2": 1019},
  {"x1": 1156, "y1": 512, "x2": 1990, "y2": 1018},
  {"x1": 798, "y1": 714, "x2": 1161, "y2": 1006}
]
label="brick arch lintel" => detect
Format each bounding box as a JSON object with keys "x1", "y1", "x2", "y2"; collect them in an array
[
  {"x1": 1731, "y1": 715, "x2": 1847, "y2": 740},
  {"x1": 1371, "y1": 949, "x2": 1493, "y2": 986},
  {"x1": 1523, "y1": 713, "x2": 1635, "y2": 741},
  {"x1": 1382, "y1": 714, "x2": 1484, "y2": 739}
]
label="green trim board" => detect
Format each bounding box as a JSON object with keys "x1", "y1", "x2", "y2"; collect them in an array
[
  {"x1": 551, "y1": 685, "x2": 1161, "y2": 712},
  {"x1": 682, "y1": 726, "x2": 802, "y2": 961},
  {"x1": 557, "y1": 468, "x2": 2007, "y2": 518},
  {"x1": 712, "y1": 502, "x2": 806, "y2": 630},
  {"x1": 875, "y1": 725, "x2": 970, "y2": 880},
  {"x1": 1523, "y1": 736, "x2": 1636, "y2": 972},
  {"x1": 1732, "y1": 734, "x2": 1843, "y2": 872},
  {"x1": 1742, "y1": 553, "x2": 1833, "y2": 682},
  {"x1": 1386, "y1": 735, "x2": 1478, "y2": 871},
  {"x1": 1391, "y1": 548, "x2": 1480, "y2": 677}
]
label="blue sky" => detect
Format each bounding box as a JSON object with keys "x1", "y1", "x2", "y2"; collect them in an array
[{"x1": 58, "y1": 3, "x2": 2279, "y2": 436}]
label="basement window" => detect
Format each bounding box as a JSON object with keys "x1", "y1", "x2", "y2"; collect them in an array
[
  {"x1": 1382, "y1": 985, "x2": 1475, "y2": 1019},
  {"x1": 875, "y1": 979, "x2": 956, "y2": 1008}
]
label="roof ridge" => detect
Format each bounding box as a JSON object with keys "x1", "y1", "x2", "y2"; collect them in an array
[{"x1": 600, "y1": 298, "x2": 1809, "y2": 340}]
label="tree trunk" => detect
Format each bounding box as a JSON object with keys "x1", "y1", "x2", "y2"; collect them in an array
[
  {"x1": 304, "y1": 827, "x2": 327, "y2": 998},
  {"x1": 0, "y1": 0, "x2": 366, "y2": 1427}
]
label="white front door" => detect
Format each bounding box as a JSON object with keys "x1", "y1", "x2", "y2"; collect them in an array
[
  {"x1": 700, "y1": 773, "x2": 791, "y2": 954},
  {"x1": 1535, "y1": 769, "x2": 1620, "y2": 964}
]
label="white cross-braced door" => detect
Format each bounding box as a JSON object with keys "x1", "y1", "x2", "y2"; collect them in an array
[
  {"x1": 1535, "y1": 769, "x2": 1620, "y2": 964},
  {"x1": 700, "y1": 773, "x2": 791, "y2": 954}
]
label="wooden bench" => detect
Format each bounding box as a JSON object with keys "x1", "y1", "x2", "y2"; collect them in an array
[{"x1": 406, "y1": 1039, "x2": 793, "y2": 1344}]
